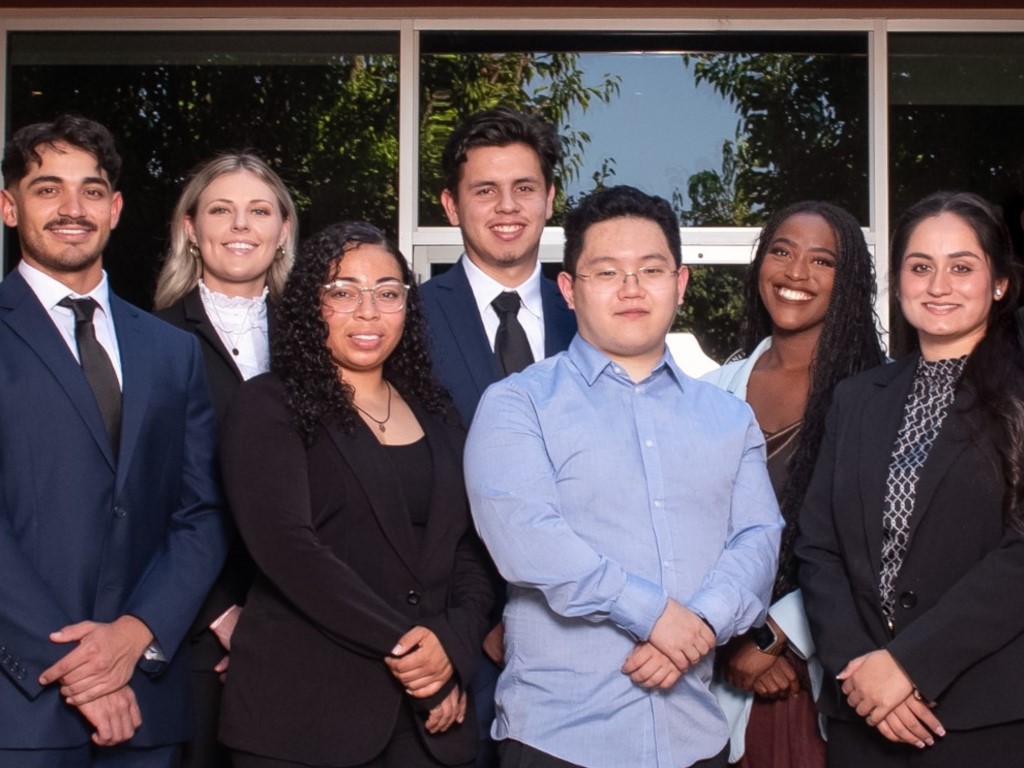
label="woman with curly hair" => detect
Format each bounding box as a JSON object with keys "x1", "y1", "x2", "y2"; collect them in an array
[
  {"x1": 703, "y1": 201, "x2": 885, "y2": 766},
  {"x1": 218, "y1": 221, "x2": 495, "y2": 768}
]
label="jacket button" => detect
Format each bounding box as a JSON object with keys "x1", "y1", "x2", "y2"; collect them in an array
[
  {"x1": 406, "y1": 591, "x2": 421, "y2": 606},
  {"x1": 113, "y1": 505, "x2": 127, "y2": 518},
  {"x1": 899, "y1": 591, "x2": 917, "y2": 609}
]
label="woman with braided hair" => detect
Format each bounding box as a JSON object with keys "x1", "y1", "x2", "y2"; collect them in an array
[{"x1": 704, "y1": 201, "x2": 885, "y2": 766}]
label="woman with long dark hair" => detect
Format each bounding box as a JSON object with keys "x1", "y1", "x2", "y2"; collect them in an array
[
  {"x1": 218, "y1": 222, "x2": 494, "y2": 767},
  {"x1": 704, "y1": 201, "x2": 885, "y2": 766},
  {"x1": 797, "y1": 191, "x2": 1024, "y2": 765}
]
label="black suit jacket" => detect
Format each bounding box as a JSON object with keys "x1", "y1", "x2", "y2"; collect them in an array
[
  {"x1": 156, "y1": 286, "x2": 262, "y2": 666},
  {"x1": 420, "y1": 259, "x2": 576, "y2": 424},
  {"x1": 797, "y1": 354, "x2": 1024, "y2": 729},
  {"x1": 217, "y1": 374, "x2": 495, "y2": 765}
]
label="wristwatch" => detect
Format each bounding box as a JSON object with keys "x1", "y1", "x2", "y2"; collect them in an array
[{"x1": 750, "y1": 621, "x2": 786, "y2": 656}]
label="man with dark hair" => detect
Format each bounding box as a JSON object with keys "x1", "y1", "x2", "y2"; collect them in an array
[
  {"x1": 0, "y1": 114, "x2": 227, "y2": 767},
  {"x1": 466, "y1": 185, "x2": 782, "y2": 768},
  {"x1": 421, "y1": 106, "x2": 576, "y2": 767},
  {"x1": 421, "y1": 105, "x2": 576, "y2": 423}
]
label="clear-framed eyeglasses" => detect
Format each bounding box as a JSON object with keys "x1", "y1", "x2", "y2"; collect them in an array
[
  {"x1": 321, "y1": 280, "x2": 410, "y2": 314},
  {"x1": 573, "y1": 266, "x2": 679, "y2": 293}
]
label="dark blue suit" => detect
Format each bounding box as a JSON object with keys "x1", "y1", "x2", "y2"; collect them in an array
[
  {"x1": 0, "y1": 269, "x2": 227, "y2": 755},
  {"x1": 420, "y1": 259, "x2": 576, "y2": 424},
  {"x1": 420, "y1": 257, "x2": 575, "y2": 767}
]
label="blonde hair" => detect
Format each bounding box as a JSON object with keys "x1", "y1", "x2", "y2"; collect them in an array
[{"x1": 154, "y1": 153, "x2": 298, "y2": 310}]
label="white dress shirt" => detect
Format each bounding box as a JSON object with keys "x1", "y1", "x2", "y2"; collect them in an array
[
  {"x1": 460, "y1": 254, "x2": 545, "y2": 362},
  {"x1": 18, "y1": 260, "x2": 123, "y2": 388}
]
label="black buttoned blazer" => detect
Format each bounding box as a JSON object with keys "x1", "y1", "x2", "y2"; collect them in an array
[
  {"x1": 797, "y1": 354, "x2": 1024, "y2": 729},
  {"x1": 217, "y1": 373, "x2": 494, "y2": 766},
  {"x1": 156, "y1": 286, "x2": 266, "y2": 666}
]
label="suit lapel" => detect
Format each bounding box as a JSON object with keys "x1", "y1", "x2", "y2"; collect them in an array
[
  {"x1": 111, "y1": 295, "x2": 149, "y2": 491},
  {"x1": 324, "y1": 418, "x2": 420, "y2": 579},
  {"x1": 415, "y1": 406, "x2": 463, "y2": 572},
  {"x1": 435, "y1": 262, "x2": 502, "y2": 391},
  {"x1": 541, "y1": 276, "x2": 576, "y2": 357},
  {"x1": 0, "y1": 271, "x2": 116, "y2": 469},
  {"x1": 903, "y1": 387, "x2": 975, "y2": 545},
  {"x1": 183, "y1": 286, "x2": 243, "y2": 382},
  {"x1": 858, "y1": 355, "x2": 917, "y2": 571}
]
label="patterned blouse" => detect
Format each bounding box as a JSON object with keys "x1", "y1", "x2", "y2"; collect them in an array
[{"x1": 879, "y1": 355, "x2": 968, "y2": 625}]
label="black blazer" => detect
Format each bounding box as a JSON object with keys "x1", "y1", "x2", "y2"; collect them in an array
[
  {"x1": 797, "y1": 354, "x2": 1024, "y2": 729},
  {"x1": 155, "y1": 285, "x2": 269, "y2": 429},
  {"x1": 217, "y1": 374, "x2": 495, "y2": 766},
  {"x1": 420, "y1": 259, "x2": 576, "y2": 424},
  {"x1": 155, "y1": 286, "x2": 262, "y2": 662}
]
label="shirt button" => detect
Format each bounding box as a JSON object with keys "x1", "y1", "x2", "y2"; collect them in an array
[
  {"x1": 634, "y1": 385, "x2": 643, "y2": 394},
  {"x1": 662, "y1": 561, "x2": 670, "y2": 567},
  {"x1": 644, "y1": 439, "x2": 654, "y2": 448},
  {"x1": 406, "y1": 590, "x2": 421, "y2": 606},
  {"x1": 899, "y1": 591, "x2": 917, "y2": 609},
  {"x1": 653, "y1": 500, "x2": 663, "y2": 508}
]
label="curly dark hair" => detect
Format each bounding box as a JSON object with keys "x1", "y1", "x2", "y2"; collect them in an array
[
  {"x1": 742, "y1": 201, "x2": 886, "y2": 598},
  {"x1": 442, "y1": 106, "x2": 562, "y2": 197},
  {"x1": 890, "y1": 191, "x2": 1024, "y2": 533},
  {"x1": 2, "y1": 114, "x2": 122, "y2": 188},
  {"x1": 272, "y1": 221, "x2": 452, "y2": 444}
]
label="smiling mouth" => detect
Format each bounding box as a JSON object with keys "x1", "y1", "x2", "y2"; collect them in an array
[
  {"x1": 776, "y1": 286, "x2": 814, "y2": 301},
  {"x1": 46, "y1": 219, "x2": 96, "y2": 235},
  {"x1": 224, "y1": 241, "x2": 257, "y2": 251},
  {"x1": 924, "y1": 302, "x2": 958, "y2": 312},
  {"x1": 491, "y1": 223, "x2": 525, "y2": 235}
]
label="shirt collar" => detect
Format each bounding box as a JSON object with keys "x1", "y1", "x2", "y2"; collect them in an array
[
  {"x1": 461, "y1": 253, "x2": 544, "y2": 321},
  {"x1": 567, "y1": 334, "x2": 687, "y2": 391},
  {"x1": 18, "y1": 259, "x2": 113, "y2": 318}
]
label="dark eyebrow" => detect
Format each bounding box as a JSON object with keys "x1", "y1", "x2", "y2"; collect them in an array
[
  {"x1": 770, "y1": 236, "x2": 837, "y2": 259},
  {"x1": 26, "y1": 174, "x2": 111, "y2": 190},
  {"x1": 331, "y1": 276, "x2": 405, "y2": 285},
  {"x1": 466, "y1": 176, "x2": 543, "y2": 190},
  {"x1": 905, "y1": 251, "x2": 983, "y2": 261}
]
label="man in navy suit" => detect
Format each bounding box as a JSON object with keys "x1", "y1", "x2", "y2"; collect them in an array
[
  {"x1": 421, "y1": 106, "x2": 576, "y2": 424},
  {"x1": 420, "y1": 106, "x2": 576, "y2": 767},
  {"x1": 0, "y1": 115, "x2": 227, "y2": 767}
]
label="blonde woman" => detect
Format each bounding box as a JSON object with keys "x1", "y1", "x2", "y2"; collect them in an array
[{"x1": 154, "y1": 152, "x2": 297, "y2": 768}]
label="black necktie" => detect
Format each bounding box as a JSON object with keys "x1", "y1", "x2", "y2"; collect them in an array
[
  {"x1": 491, "y1": 291, "x2": 535, "y2": 376},
  {"x1": 59, "y1": 297, "x2": 121, "y2": 454}
]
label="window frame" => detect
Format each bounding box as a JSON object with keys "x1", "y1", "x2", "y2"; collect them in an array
[{"x1": 3, "y1": 10, "x2": 1024, "y2": 341}]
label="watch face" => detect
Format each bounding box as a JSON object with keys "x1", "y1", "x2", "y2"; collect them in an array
[{"x1": 751, "y1": 624, "x2": 777, "y2": 651}]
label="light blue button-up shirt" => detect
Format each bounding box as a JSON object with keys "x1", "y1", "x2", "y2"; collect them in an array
[{"x1": 466, "y1": 335, "x2": 782, "y2": 768}]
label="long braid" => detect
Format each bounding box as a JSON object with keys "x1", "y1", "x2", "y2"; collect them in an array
[{"x1": 741, "y1": 202, "x2": 886, "y2": 599}]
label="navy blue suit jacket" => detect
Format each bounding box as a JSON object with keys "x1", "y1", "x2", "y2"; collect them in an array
[
  {"x1": 420, "y1": 259, "x2": 576, "y2": 424},
  {"x1": 0, "y1": 269, "x2": 228, "y2": 749}
]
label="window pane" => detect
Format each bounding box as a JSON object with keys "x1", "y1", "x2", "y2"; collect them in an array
[
  {"x1": 419, "y1": 31, "x2": 868, "y2": 228},
  {"x1": 675, "y1": 263, "x2": 747, "y2": 363},
  {"x1": 889, "y1": 33, "x2": 1024, "y2": 253},
  {"x1": 8, "y1": 31, "x2": 399, "y2": 307}
]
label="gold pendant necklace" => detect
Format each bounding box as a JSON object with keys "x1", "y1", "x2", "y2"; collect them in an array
[{"x1": 353, "y1": 381, "x2": 392, "y2": 433}]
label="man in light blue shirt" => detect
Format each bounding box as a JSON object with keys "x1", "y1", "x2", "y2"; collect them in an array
[{"x1": 465, "y1": 185, "x2": 783, "y2": 768}]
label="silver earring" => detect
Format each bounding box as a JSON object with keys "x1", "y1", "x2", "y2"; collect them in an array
[{"x1": 995, "y1": 289, "x2": 1003, "y2": 298}]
